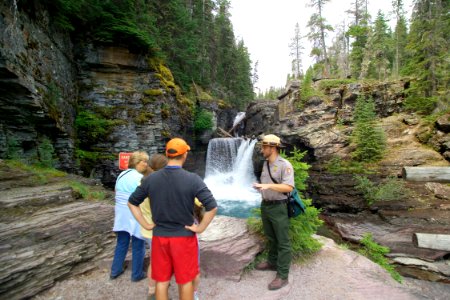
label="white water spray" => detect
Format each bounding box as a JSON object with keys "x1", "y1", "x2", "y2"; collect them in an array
[{"x1": 204, "y1": 138, "x2": 261, "y2": 217}]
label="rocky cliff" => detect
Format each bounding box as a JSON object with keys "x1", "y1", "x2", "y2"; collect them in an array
[
  {"x1": 0, "y1": 0, "x2": 77, "y2": 171},
  {"x1": 245, "y1": 80, "x2": 450, "y2": 282},
  {"x1": 0, "y1": 2, "x2": 235, "y2": 186}
]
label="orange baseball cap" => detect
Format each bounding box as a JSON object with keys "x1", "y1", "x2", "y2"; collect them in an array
[{"x1": 165, "y1": 138, "x2": 191, "y2": 157}]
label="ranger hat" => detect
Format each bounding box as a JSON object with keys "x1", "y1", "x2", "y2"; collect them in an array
[
  {"x1": 166, "y1": 138, "x2": 191, "y2": 157},
  {"x1": 261, "y1": 134, "x2": 284, "y2": 147}
]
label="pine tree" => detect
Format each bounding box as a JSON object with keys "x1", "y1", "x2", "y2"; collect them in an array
[
  {"x1": 289, "y1": 23, "x2": 304, "y2": 79},
  {"x1": 402, "y1": 0, "x2": 449, "y2": 113},
  {"x1": 352, "y1": 96, "x2": 386, "y2": 162},
  {"x1": 307, "y1": 0, "x2": 334, "y2": 76},
  {"x1": 392, "y1": 0, "x2": 408, "y2": 78},
  {"x1": 360, "y1": 11, "x2": 393, "y2": 80},
  {"x1": 346, "y1": 0, "x2": 371, "y2": 79},
  {"x1": 328, "y1": 21, "x2": 350, "y2": 78}
]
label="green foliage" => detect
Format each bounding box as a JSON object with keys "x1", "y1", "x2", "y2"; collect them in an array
[
  {"x1": 257, "y1": 86, "x2": 284, "y2": 100},
  {"x1": 75, "y1": 110, "x2": 120, "y2": 146},
  {"x1": 144, "y1": 89, "x2": 163, "y2": 97},
  {"x1": 6, "y1": 136, "x2": 21, "y2": 160},
  {"x1": 44, "y1": 82, "x2": 62, "y2": 121},
  {"x1": 37, "y1": 137, "x2": 56, "y2": 168},
  {"x1": 402, "y1": 0, "x2": 449, "y2": 107},
  {"x1": 280, "y1": 148, "x2": 310, "y2": 191},
  {"x1": 134, "y1": 112, "x2": 155, "y2": 124},
  {"x1": 354, "y1": 175, "x2": 413, "y2": 205},
  {"x1": 318, "y1": 79, "x2": 356, "y2": 90},
  {"x1": 347, "y1": 21, "x2": 370, "y2": 79},
  {"x1": 300, "y1": 67, "x2": 316, "y2": 105},
  {"x1": 351, "y1": 96, "x2": 386, "y2": 162},
  {"x1": 4, "y1": 159, "x2": 66, "y2": 185},
  {"x1": 358, "y1": 233, "x2": 403, "y2": 283},
  {"x1": 403, "y1": 93, "x2": 438, "y2": 115},
  {"x1": 326, "y1": 156, "x2": 376, "y2": 175},
  {"x1": 248, "y1": 148, "x2": 323, "y2": 260},
  {"x1": 27, "y1": 0, "x2": 253, "y2": 108},
  {"x1": 194, "y1": 108, "x2": 214, "y2": 133},
  {"x1": 68, "y1": 181, "x2": 106, "y2": 201}
]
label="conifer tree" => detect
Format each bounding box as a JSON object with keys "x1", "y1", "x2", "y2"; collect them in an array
[
  {"x1": 329, "y1": 21, "x2": 350, "y2": 78},
  {"x1": 289, "y1": 23, "x2": 304, "y2": 79},
  {"x1": 392, "y1": 0, "x2": 408, "y2": 78},
  {"x1": 360, "y1": 11, "x2": 393, "y2": 80},
  {"x1": 352, "y1": 96, "x2": 386, "y2": 162},
  {"x1": 346, "y1": 0, "x2": 371, "y2": 79},
  {"x1": 402, "y1": 0, "x2": 449, "y2": 113},
  {"x1": 307, "y1": 0, "x2": 333, "y2": 76}
]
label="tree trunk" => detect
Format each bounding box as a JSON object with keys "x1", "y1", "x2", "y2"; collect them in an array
[
  {"x1": 401, "y1": 167, "x2": 450, "y2": 183},
  {"x1": 413, "y1": 233, "x2": 450, "y2": 251}
]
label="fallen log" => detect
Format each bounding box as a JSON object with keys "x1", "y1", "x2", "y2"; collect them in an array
[
  {"x1": 402, "y1": 166, "x2": 450, "y2": 183},
  {"x1": 217, "y1": 127, "x2": 233, "y2": 138},
  {"x1": 412, "y1": 233, "x2": 450, "y2": 251}
]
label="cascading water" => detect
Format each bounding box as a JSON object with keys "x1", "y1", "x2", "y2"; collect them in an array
[
  {"x1": 204, "y1": 138, "x2": 261, "y2": 218},
  {"x1": 231, "y1": 112, "x2": 246, "y2": 137}
]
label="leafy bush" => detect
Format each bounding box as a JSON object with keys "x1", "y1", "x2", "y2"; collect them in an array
[
  {"x1": 354, "y1": 175, "x2": 412, "y2": 205},
  {"x1": 358, "y1": 233, "x2": 402, "y2": 283},
  {"x1": 248, "y1": 148, "x2": 323, "y2": 260},
  {"x1": 75, "y1": 110, "x2": 122, "y2": 146},
  {"x1": 194, "y1": 108, "x2": 214, "y2": 133}
]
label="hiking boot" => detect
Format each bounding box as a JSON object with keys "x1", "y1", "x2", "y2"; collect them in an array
[
  {"x1": 109, "y1": 269, "x2": 124, "y2": 280},
  {"x1": 268, "y1": 276, "x2": 288, "y2": 290},
  {"x1": 255, "y1": 261, "x2": 276, "y2": 271}
]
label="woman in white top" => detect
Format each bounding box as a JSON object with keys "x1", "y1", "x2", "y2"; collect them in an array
[{"x1": 110, "y1": 151, "x2": 149, "y2": 282}]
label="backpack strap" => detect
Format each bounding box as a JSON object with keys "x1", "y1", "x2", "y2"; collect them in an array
[
  {"x1": 266, "y1": 160, "x2": 279, "y2": 184},
  {"x1": 117, "y1": 169, "x2": 133, "y2": 181},
  {"x1": 266, "y1": 160, "x2": 290, "y2": 198}
]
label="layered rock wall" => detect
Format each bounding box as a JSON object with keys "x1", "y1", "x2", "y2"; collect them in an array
[{"x1": 0, "y1": 0, "x2": 77, "y2": 171}]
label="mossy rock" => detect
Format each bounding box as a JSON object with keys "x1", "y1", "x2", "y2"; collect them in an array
[
  {"x1": 134, "y1": 112, "x2": 155, "y2": 124},
  {"x1": 144, "y1": 89, "x2": 164, "y2": 97}
]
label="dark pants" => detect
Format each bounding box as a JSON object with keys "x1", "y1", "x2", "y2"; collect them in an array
[
  {"x1": 110, "y1": 231, "x2": 145, "y2": 280},
  {"x1": 261, "y1": 202, "x2": 291, "y2": 279}
]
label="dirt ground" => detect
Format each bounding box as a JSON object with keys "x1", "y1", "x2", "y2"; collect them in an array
[{"x1": 34, "y1": 237, "x2": 450, "y2": 300}]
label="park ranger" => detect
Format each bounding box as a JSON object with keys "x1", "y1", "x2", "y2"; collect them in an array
[{"x1": 253, "y1": 134, "x2": 295, "y2": 290}]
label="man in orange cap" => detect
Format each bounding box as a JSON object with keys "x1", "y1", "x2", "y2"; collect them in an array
[
  {"x1": 253, "y1": 134, "x2": 294, "y2": 290},
  {"x1": 128, "y1": 137, "x2": 217, "y2": 300}
]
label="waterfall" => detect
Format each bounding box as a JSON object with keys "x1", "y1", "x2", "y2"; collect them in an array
[
  {"x1": 204, "y1": 138, "x2": 261, "y2": 218},
  {"x1": 231, "y1": 112, "x2": 246, "y2": 137}
]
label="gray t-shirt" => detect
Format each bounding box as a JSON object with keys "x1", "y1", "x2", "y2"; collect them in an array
[{"x1": 260, "y1": 155, "x2": 295, "y2": 201}]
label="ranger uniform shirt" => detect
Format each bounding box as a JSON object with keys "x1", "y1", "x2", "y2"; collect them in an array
[{"x1": 260, "y1": 155, "x2": 295, "y2": 201}]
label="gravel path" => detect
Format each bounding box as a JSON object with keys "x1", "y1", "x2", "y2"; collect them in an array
[{"x1": 34, "y1": 237, "x2": 450, "y2": 300}]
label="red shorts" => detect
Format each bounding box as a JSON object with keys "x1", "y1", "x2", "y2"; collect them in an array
[{"x1": 151, "y1": 236, "x2": 199, "y2": 284}]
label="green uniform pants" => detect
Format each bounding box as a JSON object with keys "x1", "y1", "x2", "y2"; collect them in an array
[{"x1": 261, "y1": 201, "x2": 291, "y2": 279}]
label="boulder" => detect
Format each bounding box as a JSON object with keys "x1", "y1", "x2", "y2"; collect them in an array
[
  {"x1": 198, "y1": 215, "x2": 264, "y2": 281},
  {"x1": 0, "y1": 183, "x2": 115, "y2": 300}
]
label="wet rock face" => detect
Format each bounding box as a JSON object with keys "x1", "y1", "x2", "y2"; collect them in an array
[
  {"x1": 0, "y1": 1, "x2": 77, "y2": 171},
  {"x1": 245, "y1": 80, "x2": 407, "y2": 162}
]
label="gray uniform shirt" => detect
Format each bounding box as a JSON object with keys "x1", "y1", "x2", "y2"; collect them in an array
[{"x1": 260, "y1": 155, "x2": 295, "y2": 201}]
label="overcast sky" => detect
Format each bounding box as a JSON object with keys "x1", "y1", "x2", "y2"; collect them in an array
[{"x1": 230, "y1": 0, "x2": 414, "y2": 93}]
